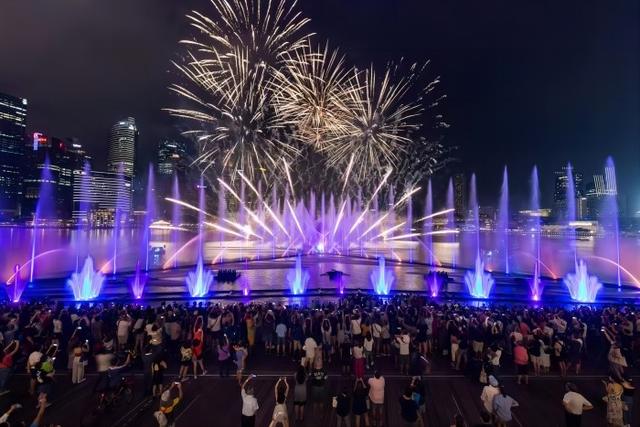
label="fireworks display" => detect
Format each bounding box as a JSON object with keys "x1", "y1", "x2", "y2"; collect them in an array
[{"x1": 168, "y1": 0, "x2": 449, "y2": 194}]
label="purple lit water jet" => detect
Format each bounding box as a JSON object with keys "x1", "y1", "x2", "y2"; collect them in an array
[
  {"x1": 131, "y1": 259, "x2": 146, "y2": 299},
  {"x1": 498, "y1": 166, "x2": 509, "y2": 274},
  {"x1": 186, "y1": 256, "x2": 213, "y2": 298}
]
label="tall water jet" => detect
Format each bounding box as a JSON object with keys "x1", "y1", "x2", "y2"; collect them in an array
[
  {"x1": 29, "y1": 157, "x2": 55, "y2": 282},
  {"x1": 131, "y1": 259, "x2": 146, "y2": 299},
  {"x1": 498, "y1": 166, "x2": 509, "y2": 274},
  {"x1": 465, "y1": 174, "x2": 494, "y2": 298},
  {"x1": 143, "y1": 164, "x2": 156, "y2": 271},
  {"x1": 197, "y1": 175, "x2": 206, "y2": 261},
  {"x1": 67, "y1": 256, "x2": 104, "y2": 301},
  {"x1": 406, "y1": 191, "x2": 414, "y2": 262},
  {"x1": 565, "y1": 163, "x2": 577, "y2": 264},
  {"x1": 7, "y1": 264, "x2": 24, "y2": 302},
  {"x1": 446, "y1": 178, "x2": 456, "y2": 267},
  {"x1": 171, "y1": 174, "x2": 182, "y2": 268},
  {"x1": 464, "y1": 256, "x2": 494, "y2": 299},
  {"x1": 423, "y1": 180, "x2": 433, "y2": 265},
  {"x1": 287, "y1": 252, "x2": 309, "y2": 295},
  {"x1": 185, "y1": 256, "x2": 213, "y2": 298},
  {"x1": 370, "y1": 256, "x2": 395, "y2": 295},
  {"x1": 564, "y1": 259, "x2": 602, "y2": 302},
  {"x1": 217, "y1": 181, "x2": 226, "y2": 246},
  {"x1": 602, "y1": 157, "x2": 621, "y2": 290},
  {"x1": 112, "y1": 163, "x2": 125, "y2": 275},
  {"x1": 530, "y1": 166, "x2": 542, "y2": 299}
]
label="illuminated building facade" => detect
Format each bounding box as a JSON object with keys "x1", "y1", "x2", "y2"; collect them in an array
[{"x1": 0, "y1": 92, "x2": 27, "y2": 220}]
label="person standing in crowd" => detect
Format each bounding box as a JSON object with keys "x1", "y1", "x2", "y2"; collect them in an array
[
  {"x1": 352, "y1": 378, "x2": 369, "y2": 427},
  {"x1": 353, "y1": 340, "x2": 365, "y2": 379},
  {"x1": 154, "y1": 382, "x2": 183, "y2": 427},
  {"x1": 70, "y1": 336, "x2": 88, "y2": 384},
  {"x1": 396, "y1": 329, "x2": 411, "y2": 375},
  {"x1": 310, "y1": 362, "x2": 328, "y2": 414},
  {"x1": 480, "y1": 375, "x2": 500, "y2": 420},
  {"x1": 116, "y1": 312, "x2": 131, "y2": 351},
  {"x1": 492, "y1": 386, "x2": 519, "y2": 427},
  {"x1": 363, "y1": 333, "x2": 374, "y2": 370},
  {"x1": 399, "y1": 386, "x2": 420, "y2": 427},
  {"x1": 513, "y1": 341, "x2": 529, "y2": 385},
  {"x1": 602, "y1": 379, "x2": 625, "y2": 427},
  {"x1": 178, "y1": 341, "x2": 192, "y2": 382},
  {"x1": 275, "y1": 318, "x2": 288, "y2": 357},
  {"x1": 0, "y1": 342, "x2": 19, "y2": 395},
  {"x1": 368, "y1": 371, "x2": 385, "y2": 427},
  {"x1": 293, "y1": 366, "x2": 307, "y2": 423},
  {"x1": 562, "y1": 382, "x2": 593, "y2": 427},
  {"x1": 621, "y1": 379, "x2": 634, "y2": 427},
  {"x1": 234, "y1": 342, "x2": 248, "y2": 386},
  {"x1": 192, "y1": 316, "x2": 206, "y2": 378},
  {"x1": 303, "y1": 335, "x2": 318, "y2": 372},
  {"x1": 218, "y1": 335, "x2": 232, "y2": 378},
  {"x1": 241, "y1": 374, "x2": 259, "y2": 427},
  {"x1": 269, "y1": 377, "x2": 290, "y2": 427},
  {"x1": 151, "y1": 353, "x2": 168, "y2": 398},
  {"x1": 341, "y1": 336, "x2": 352, "y2": 376},
  {"x1": 336, "y1": 385, "x2": 352, "y2": 427}
]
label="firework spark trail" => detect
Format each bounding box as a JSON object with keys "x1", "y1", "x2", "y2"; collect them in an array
[
  {"x1": 384, "y1": 232, "x2": 421, "y2": 241},
  {"x1": 222, "y1": 218, "x2": 263, "y2": 239},
  {"x1": 415, "y1": 208, "x2": 455, "y2": 223},
  {"x1": 282, "y1": 158, "x2": 296, "y2": 199},
  {"x1": 237, "y1": 172, "x2": 289, "y2": 237},
  {"x1": 218, "y1": 178, "x2": 275, "y2": 236},
  {"x1": 422, "y1": 229, "x2": 460, "y2": 236},
  {"x1": 286, "y1": 200, "x2": 305, "y2": 241},
  {"x1": 165, "y1": 197, "x2": 212, "y2": 217},
  {"x1": 392, "y1": 186, "x2": 421, "y2": 209},
  {"x1": 341, "y1": 153, "x2": 355, "y2": 194},
  {"x1": 332, "y1": 199, "x2": 348, "y2": 236},
  {"x1": 372, "y1": 221, "x2": 407, "y2": 240},
  {"x1": 348, "y1": 168, "x2": 392, "y2": 235},
  {"x1": 203, "y1": 221, "x2": 246, "y2": 238}
]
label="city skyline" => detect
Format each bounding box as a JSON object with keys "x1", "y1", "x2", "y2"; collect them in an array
[{"x1": 1, "y1": 1, "x2": 638, "y2": 210}]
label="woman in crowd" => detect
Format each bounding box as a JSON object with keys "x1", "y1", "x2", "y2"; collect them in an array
[
  {"x1": 293, "y1": 366, "x2": 307, "y2": 423},
  {"x1": 352, "y1": 378, "x2": 370, "y2": 427}
]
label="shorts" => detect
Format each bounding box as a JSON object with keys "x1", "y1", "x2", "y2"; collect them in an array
[
  {"x1": 516, "y1": 364, "x2": 528, "y2": 375},
  {"x1": 180, "y1": 360, "x2": 191, "y2": 367},
  {"x1": 472, "y1": 341, "x2": 484, "y2": 353},
  {"x1": 293, "y1": 401, "x2": 306, "y2": 407},
  {"x1": 399, "y1": 354, "x2": 410, "y2": 365}
]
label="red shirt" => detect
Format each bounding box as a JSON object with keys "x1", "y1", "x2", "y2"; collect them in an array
[
  {"x1": 514, "y1": 345, "x2": 529, "y2": 365},
  {"x1": 0, "y1": 355, "x2": 13, "y2": 369}
]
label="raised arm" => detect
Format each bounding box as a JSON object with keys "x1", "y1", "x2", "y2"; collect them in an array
[
  {"x1": 284, "y1": 378, "x2": 289, "y2": 397},
  {"x1": 242, "y1": 373, "x2": 256, "y2": 390},
  {"x1": 274, "y1": 378, "x2": 282, "y2": 399}
]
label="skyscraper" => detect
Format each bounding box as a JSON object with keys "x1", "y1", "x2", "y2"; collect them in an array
[
  {"x1": 107, "y1": 117, "x2": 137, "y2": 178},
  {"x1": 73, "y1": 170, "x2": 132, "y2": 226},
  {"x1": 453, "y1": 173, "x2": 466, "y2": 220},
  {"x1": 0, "y1": 92, "x2": 27, "y2": 220},
  {"x1": 553, "y1": 166, "x2": 583, "y2": 219},
  {"x1": 157, "y1": 139, "x2": 188, "y2": 177}
]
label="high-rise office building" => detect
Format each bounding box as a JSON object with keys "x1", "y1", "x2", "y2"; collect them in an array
[
  {"x1": 157, "y1": 139, "x2": 188, "y2": 177},
  {"x1": 0, "y1": 92, "x2": 27, "y2": 220},
  {"x1": 453, "y1": 173, "x2": 466, "y2": 220},
  {"x1": 22, "y1": 133, "x2": 86, "y2": 221},
  {"x1": 107, "y1": 117, "x2": 137, "y2": 178},
  {"x1": 73, "y1": 170, "x2": 132, "y2": 226},
  {"x1": 553, "y1": 166, "x2": 583, "y2": 219}
]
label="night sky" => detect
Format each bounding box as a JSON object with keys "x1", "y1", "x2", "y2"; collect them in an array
[{"x1": 1, "y1": 0, "x2": 638, "y2": 210}]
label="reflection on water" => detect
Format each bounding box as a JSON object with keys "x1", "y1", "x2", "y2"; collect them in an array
[{"x1": 1, "y1": 228, "x2": 639, "y2": 286}]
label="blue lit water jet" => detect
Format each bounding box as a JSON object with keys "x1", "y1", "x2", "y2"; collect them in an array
[
  {"x1": 67, "y1": 256, "x2": 104, "y2": 300},
  {"x1": 370, "y1": 256, "x2": 394, "y2": 295},
  {"x1": 564, "y1": 259, "x2": 602, "y2": 303},
  {"x1": 287, "y1": 252, "x2": 309, "y2": 294},
  {"x1": 423, "y1": 180, "x2": 433, "y2": 265},
  {"x1": 143, "y1": 164, "x2": 156, "y2": 271},
  {"x1": 185, "y1": 255, "x2": 213, "y2": 298},
  {"x1": 464, "y1": 174, "x2": 494, "y2": 298}
]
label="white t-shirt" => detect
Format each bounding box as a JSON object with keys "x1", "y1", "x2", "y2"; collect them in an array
[
  {"x1": 481, "y1": 385, "x2": 500, "y2": 413},
  {"x1": 563, "y1": 391, "x2": 592, "y2": 415},
  {"x1": 397, "y1": 334, "x2": 410, "y2": 355},
  {"x1": 303, "y1": 337, "x2": 317, "y2": 359},
  {"x1": 372, "y1": 323, "x2": 382, "y2": 338},
  {"x1": 351, "y1": 318, "x2": 362, "y2": 335},
  {"x1": 117, "y1": 319, "x2": 130, "y2": 337},
  {"x1": 364, "y1": 337, "x2": 373, "y2": 352},
  {"x1": 28, "y1": 351, "x2": 43, "y2": 369},
  {"x1": 241, "y1": 389, "x2": 259, "y2": 416}
]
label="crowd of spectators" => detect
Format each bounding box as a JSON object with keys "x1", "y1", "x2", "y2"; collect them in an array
[{"x1": 0, "y1": 291, "x2": 636, "y2": 426}]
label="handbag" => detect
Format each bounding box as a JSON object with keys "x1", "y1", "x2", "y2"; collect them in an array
[{"x1": 479, "y1": 367, "x2": 487, "y2": 384}]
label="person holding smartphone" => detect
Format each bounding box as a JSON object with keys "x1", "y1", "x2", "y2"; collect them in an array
[{"x1": 241, "y1": 374, "x2": 259, "y2": 427}]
